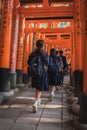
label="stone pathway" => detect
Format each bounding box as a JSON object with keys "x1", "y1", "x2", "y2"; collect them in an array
[{"x1": 0, "y1": 76, "x2": 78, "y2": 130}]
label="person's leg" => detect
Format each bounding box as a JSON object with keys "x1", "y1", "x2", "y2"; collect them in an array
[
  {"x1": 48, "y1": 85, "x2": 55, "y2": 102},
  {"x1": 50, "y1": 85, "x2": 55, "y2": 97},
  {"x1": 35, "y1": 89, "x2": 42, "y2": 105},
  {"x1": 32, "y1": 89, "x2": 42, "y2": 112},
  {"x1": 56, "y1": 72, "x2": 60, "y2": 91}
]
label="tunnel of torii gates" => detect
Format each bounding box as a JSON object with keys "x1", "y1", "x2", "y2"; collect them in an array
[{"x1": 0, "y1": 0, "x2": 87, "y2": 128}]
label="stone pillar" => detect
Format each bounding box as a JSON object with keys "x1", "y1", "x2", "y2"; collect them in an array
[
  {"x1": 23, "y1": 21, "x2": 29, "y2": 83},
  {"x1": 16, "y1": 14, "x2": 25, "y2": 84},
  {"x1": 0, "y1": 0, "x2": 14, "y2": 96},
  {"x1": 10, "y1": 0, "x2": 20, "y2": 89}
]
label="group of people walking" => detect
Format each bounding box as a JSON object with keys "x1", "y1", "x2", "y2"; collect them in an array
[{"x1": 27, "y1": 39, "x2": 67, "y2": 113}]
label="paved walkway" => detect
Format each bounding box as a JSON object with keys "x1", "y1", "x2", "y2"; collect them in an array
[{"x1": 0, "y1": 76, "x2": 77, "y2": 130}]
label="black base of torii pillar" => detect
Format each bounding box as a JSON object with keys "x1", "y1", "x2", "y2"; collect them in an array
[{"x1": 74, "y1": 93, "x2": 87, "y2": 130}]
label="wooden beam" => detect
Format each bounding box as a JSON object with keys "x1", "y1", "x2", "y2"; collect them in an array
[
  {"x1": 27, "y1": 28, "x2": 71, "y2": 33},
  {"x1": 26, "y1": 19, "x2": 73, "y2": 24},
  {"x1": 18, "y1": 6, "x2": 74, "y2": 18}
]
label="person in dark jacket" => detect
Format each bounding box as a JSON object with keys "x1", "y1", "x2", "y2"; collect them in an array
[
  {"x1": 48, "y1": 48, "x2": 59, "y2": 101},
  {"x1": 27, "y1": 39, "x2": 49, "y2": 112},
  {"x1": 55, "y1": 50, "x2": 63, "y2": 90},
  {"x1": 59, "y1": 50, "x2": 67, "y2": 71},
  {"x1": 58, "y1": 50, "x2": 67, "y2": 86}
]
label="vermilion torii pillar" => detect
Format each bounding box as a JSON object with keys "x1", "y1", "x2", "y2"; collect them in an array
[
  {"x1": 23, "y1": 21, "x2": 29, "y2": 83},
  {"x1": 71, "y1": 33, "x2": 75, "y2": 72},
  {"x1": 16, "y1": 14, "x2": 25, "y2": 84},
  {"x1": 28, "y1": 23, "x2": 34, "y2": 51},
  {"x1": 74, "y1": 0, "x2": 83, "y2": 71},
  {"x1": 75, "y1": 1, "x2": 87, "y2": 129},
  {"x1": 10, "y1": 0, "x2": 20, "y2": 89},
  {"x1": 0, "y1": 0, "x2": 14, "y2": 95},
  {"x1": 73, "y1": 0, "x2": 83, "y2": 95},
  {"x1": 29, "y1": 33, "x2": 33, "y2": 52},
  {"x1": 0, "y1": 0, "x2": 2, "y2": 44},
  {"x1": 0, "y1": 0, "x2": 2, "y2": 14}
]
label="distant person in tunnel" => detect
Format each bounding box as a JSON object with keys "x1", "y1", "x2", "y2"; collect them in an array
[
  {"x1": 27, "y1": 39, "x2": 49, "y2": 113},
  {"x1": 58, "y1": 50, "x2": 67, "y2": 87},
  {"x1": 55, "y1": 49, "x2": 63, "y2": 90},
  {"x1": 48, "y1": 48, "x2": 59, "y2": 101}
]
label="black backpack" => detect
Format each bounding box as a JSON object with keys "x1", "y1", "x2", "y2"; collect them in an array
[
  {"x1": 30, "y1": 55, "x2": 43, "y2": 78},
  {"x1": 48, "y1": 57, "x2": 59, "y2": 74}
]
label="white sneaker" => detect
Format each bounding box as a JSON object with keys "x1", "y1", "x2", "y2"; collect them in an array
[
  {"x1": 51, "y1": 91, "x2": 55, "y2": 97},
  {"x1": 38, "y1": 99, "x2": 41, "y2": 105},
  {"x1": 32, "y1": 104, "x2": 38, "y2": 113}
]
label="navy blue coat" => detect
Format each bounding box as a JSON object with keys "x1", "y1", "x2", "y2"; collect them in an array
[
  {"x1": 48, "y1": 56, "x2": 59, "y2": 86},
  {"x1": 27, "y1": 49, "x2": 49, "y2": 91},
  {"x1": 59, "y1": 55, "x2": 67, "y2": 70}
]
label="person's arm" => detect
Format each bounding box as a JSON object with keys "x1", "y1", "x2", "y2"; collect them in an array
[
  {"x1": 27, "y1": 54, "x2": 31, "y2": 66},
  {"x1": 27, "y1": 52, "x2": 34, "y2": 66},
  {"x1": 63, "y1": 56, "x2": 67, "y2": 70}
]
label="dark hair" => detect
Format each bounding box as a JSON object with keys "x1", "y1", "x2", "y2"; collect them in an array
[
  {"x1": 56, "y1": 50, "x2": 58, "y2": 55},
  {"x1": 36, "y1": 39, "x2": 44, "y2": 49},
  {"x1": 50, "y1": 48, "x2": 56, "y2": 56},
  {"x1": 59, "y1": 50, "x2": 63, "y2": 55}
]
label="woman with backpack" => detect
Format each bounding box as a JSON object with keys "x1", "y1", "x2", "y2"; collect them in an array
[
  {"x1": 48, "y1": 48, "x2": 60, "y2": 101},
  {"x1": 27, "y1": 39, "x2": 49, "y2": 113}
]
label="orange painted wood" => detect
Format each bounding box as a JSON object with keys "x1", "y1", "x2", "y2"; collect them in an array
[
  {"x1": 28, "y1": 33, "x2": 33, "y2": 54},
  {"x1": 43, "y1": 0, "x2": 49, "y2": 7},
  {"x1": 70, "y1": 32, "x2": 75, "y2": 74},
  {"x1": 23, "y1": 22, "x2": 29, "y2": 74},
  {"x1": 0, "y1": 0, "x2": 2, "y2": 14},
  {"x1": 0, "y1": 0, "x2": 13, "y2": 68},
  {"x1": 81, "y1": 0, "x2": 87, "y2": 94},
  {"x1": 51, "y1": 1, "x2": 73, "y2": 7},
  {"x1": 74, "y1": 0, "x2": 83, "y2": 70},
  {"x1": 28, "y1": 28, "x2": 71, "y2": 33},
  {"x1": 10, "y1": 0, "x2": 19, "y2": 73},
  {"x1": 16, "y1": 15, "x2": 25, "y2": 70},
  {"x1": 18, "y1": 6, "x2": 74, "y2": 18},
  {"x1": 28, "y1": 19, "x2": 73, "y2": 24},
  {"x1": 36, "y1": 33, "x2": 41, "y2": 40}
]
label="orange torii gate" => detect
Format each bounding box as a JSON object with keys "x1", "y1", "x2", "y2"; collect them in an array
[
  {"x1": 74, "y1": 0, "x2": 87, "y2": 130},
  {"x1": 0, "y1": 0, "x2": 74, "y2": 93},
  {"x1": 23, "y1": 19, "x2": 73, "y2": 73},
  {"x1": 0, "y1": 0, "x2": 14, "y2": 94},
  {"x1": 18, "y1": 3, "x2": 74, "y2": 18}
]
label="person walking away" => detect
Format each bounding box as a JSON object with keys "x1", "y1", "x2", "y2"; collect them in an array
[
  {"x1": 27, "y1": 40, "x2": 49, "y2": 112},
  {"x1": 48, "y1": 48, "x2": 59, "y2": 101},
  {"x1": 55, "y1": 50, "x2": 63, "y2": 90},
  {"x1": 59, "y1": 50, "x2": 67, "y2": 86}
]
